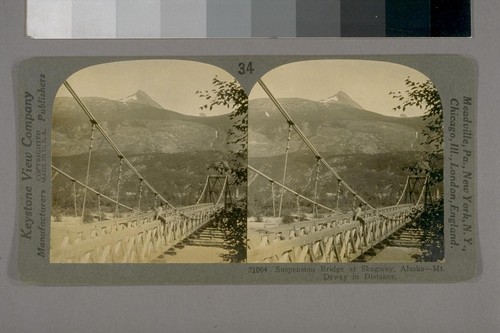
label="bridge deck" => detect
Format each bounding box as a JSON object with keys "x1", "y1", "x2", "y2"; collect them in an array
[
  {"x1": 50, "y1": 203, "x2": 222, "y2": 263},
  {"x1": 247, "y1": 204, "x2": 420, "y2": 263}
]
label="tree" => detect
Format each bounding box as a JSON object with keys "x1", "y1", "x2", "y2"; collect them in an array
[
  {"x1": 390, "y1": 77, "x2": 443, "y2": 185},
  {"x1": 197, "y1": 77, "x2": 248, "y2": 262},
  {"x1": 390, "y1": 77, "x2": 444, "y2": 261},
  {"x1": 197, "y1": 77, "x2": 247, "y2": 186}
]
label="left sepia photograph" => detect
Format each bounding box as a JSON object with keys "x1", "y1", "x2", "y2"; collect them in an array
[{"x1": 50, "y1": 60, "x2": 247, "y2": 263}]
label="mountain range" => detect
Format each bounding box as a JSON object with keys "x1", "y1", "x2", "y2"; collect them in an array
[
  {"x1": 249, "y1": 91, "x2": 426, "y2": 158},
  {"x1": 51, "y1": 90, "x2": 431, "y2": 213},
  {"x1": 52, "y1": 90, "x2": 427, "y2": 158},
  {"x1": 52, "y1": 91, "x2": 233, "y2": 156}
]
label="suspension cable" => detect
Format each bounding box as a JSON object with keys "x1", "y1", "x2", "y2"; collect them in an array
[
  {"x1": 81, "y1": 122, "x2": 96, "y2": 220},
  {"x1": 258, "y1": 79, "x2": 378, "y2": 212},
  {"x1": 296, "y1": 195, "x2": 300, "y2": 220},
  {"x1": 415, "y1": 176, "x2": 428, "y2": 206},
  {"x1": 196, "y1": 176, "x2": 210, "y2": 205},
  {"x1": 396, "y1": 176, "x2": 410, "y2": 205},
  {"x1": 216, "y1": 176, "x2": 228, "y2": 205},
  {"x1": 72, "y1": 180, "x2": 77, "y2": 217},
  {"x1": 137, "y1": 179, "x2": 144, "y2": 211},
  {"x1": 63, "y1": 80, "x2": 176, "y2": 211},
  {"x1": 114, "y1": 157, "x2": 123, "y2": 218},
  {"x1": 336, "y1": 179, "x2": 342, "y2": 210},
  {"x1": 97, "y1": 194, "x2": 102, "y2": 221},
  {"x1": 62, "y1": 82, "x2": 217, "y2": 221},
  {"x1": 53, "y1": 165, "x2": 137, "y2": 212},
  {"x1": 249, "y1": 165, "x2": 336, "y2": 213},
  {"x1": 278, "y1": 124, "x2": 293, "y2": 217},
  {"x1": 313, "y1": 158, "x2": 321, "y2": 217},
  {"x1": 271, "y1": 181, "x2": 276, "y2": 218}
]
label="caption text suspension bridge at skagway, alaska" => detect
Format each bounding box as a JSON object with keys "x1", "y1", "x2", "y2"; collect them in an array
[{"x1": 50, "y1": 80, "x2": 434, "y2": 264}]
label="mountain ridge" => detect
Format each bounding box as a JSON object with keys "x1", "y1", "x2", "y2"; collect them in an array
[
  {"x1": 51, "y1": 95, "x2": 233, "y2": 157},
  {"x1": 248, "y1": 96, "x2": 426, "y2": 157},
  {"x1": 51, "y1": 91, "x2": 428, "y2": 159}
]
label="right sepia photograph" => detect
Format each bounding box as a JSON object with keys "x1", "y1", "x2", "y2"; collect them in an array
[{"x1": 247, "y1": 60, "x2": 444, "y2": 263}]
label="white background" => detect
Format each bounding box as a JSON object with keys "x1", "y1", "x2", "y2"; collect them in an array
[{"x1": 1, "y1": 1, "x2": 499, "y2": 332}]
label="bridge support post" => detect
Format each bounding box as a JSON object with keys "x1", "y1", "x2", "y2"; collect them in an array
[
  {"x1": 114, "y1": 157, "x2": 123, "y2": 218},
  {"x1": 72, "y1": 180, "x2": 77, "y2": 217},
  {"x1": 403, "y1": 176, "x2": 433, "y2": 207},
  {"x1": 296, "y1": 195, "x2": 300, "y2": 221},
  {"x1": 137, "y1": 179, "x2": 144, "y2": 211},
  {"x1": 97, "y1": 194, "x2": 102, "y2": 221},
  {"x1": 271, "y1": 181, "x2": 276, "y2": 218},
  {"x1": 313, "y1": 158, "x2": 321, "y2": 218},
  {"x1": 336, "y1": 179, "x2": 342, "y2": 211}
]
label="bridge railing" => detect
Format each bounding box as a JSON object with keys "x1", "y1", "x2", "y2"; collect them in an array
[
  {"x1": 50, "y1": 203, "x2": 222, "y2": 263},
  {"x1": 247, "y1": 204, "x2": 420, "y2": 263}
]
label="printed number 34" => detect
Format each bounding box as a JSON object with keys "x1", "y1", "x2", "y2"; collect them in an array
[{"x1": 238, "y1": 62, "x2": 254, "y2": 75}]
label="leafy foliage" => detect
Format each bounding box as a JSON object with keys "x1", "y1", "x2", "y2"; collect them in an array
[
  {"x1": 390, "y1": 77, "x2": 443, "y2": 185},
  {"x1": 197, "y1": 77, "x2": 248, "y2": 262},
  {"x1": 212, "y1": 202, "x2": 247, "y2": 262},
  {"x1": 415, "y1": 197, "x2": 445, "y2": 261},
  {"x1": 390, "y1": 77, "x2": 444, "y2": 261},
  {"x1": 281, "y1": 214, "x2": 295, "y2": 224},
  {"x1": 197, "y1": 77, "x2": 248, "y2": 186}
]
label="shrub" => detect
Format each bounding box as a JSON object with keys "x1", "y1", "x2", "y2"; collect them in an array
[
  {"x1": 83, "y1": 211, "x2": 94, "y2": 223},
  {"x1": 54, "y1": 210, "x2": 63, "y2": 222},
  {"x1": 281, "y1": 214, "x2": 295, "y2": 224}
]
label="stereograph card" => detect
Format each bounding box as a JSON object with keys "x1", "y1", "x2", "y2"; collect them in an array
[{"x1": 17, "y1": 55, "x2": 476, "y2": 284}]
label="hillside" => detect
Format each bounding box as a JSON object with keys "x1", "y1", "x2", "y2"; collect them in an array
[
  {"x1": 52, "y1": 150, "x2": 240, "y2": 213},
  {"x1": 248, "y1": 150, "x2": 428, "y2": 217},
  {"x1": 249, "y1": 95, "x2": 426, "y2": 157},
  {"x1": 52, "y1": 92, "x2": 233, "y2": 156}
]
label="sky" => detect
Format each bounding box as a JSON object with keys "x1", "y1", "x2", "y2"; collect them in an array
[
  {"x1": 57, "y1": 59, "x2": 433, "y2": 118},
  {"x1": 57, "y1": 59, "x2": 236, "y2": 116},
  {"x1": 249, "y1": 59, "x2": 431, "y2": 117}
]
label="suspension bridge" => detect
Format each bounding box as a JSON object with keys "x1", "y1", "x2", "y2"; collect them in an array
[
  {"x1": 50, "y1": 81, "x2": 232, "y2": 263},
  {"x1": 247, "y1": 79, "x2": 432, "y2": 263}
]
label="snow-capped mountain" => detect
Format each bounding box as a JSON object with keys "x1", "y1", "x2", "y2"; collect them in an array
[
  {"x1": 319, "y1": 91, "x2": 365, "y2": 110},
  {"x1": 119, "y1": 90, "x2": 164, "y2": 109}
]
